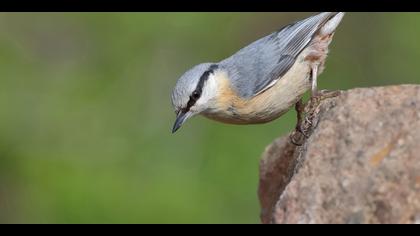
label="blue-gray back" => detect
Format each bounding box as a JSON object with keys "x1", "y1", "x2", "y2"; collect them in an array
[{"x1": 219, "y1": 12, "x2": 338, "y2": 98}]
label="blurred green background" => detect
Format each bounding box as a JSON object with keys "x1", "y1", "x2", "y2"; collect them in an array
[{"x1": 0, "y1": 12, "x2": 419, "y2": 223}]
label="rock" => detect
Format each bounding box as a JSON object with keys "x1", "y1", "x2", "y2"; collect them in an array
[{"x1": 258, "y1": 85, "x2": 420, "y2": 224}]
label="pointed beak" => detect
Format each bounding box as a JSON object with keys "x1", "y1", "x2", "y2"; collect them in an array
[{"x1": 172, "y1": 110, "x2": 191, "y2": 133}]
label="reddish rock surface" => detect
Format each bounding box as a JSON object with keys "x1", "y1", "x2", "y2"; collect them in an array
[{"x1": 259, "y1": 85, "x2": 420, "y2": 224}]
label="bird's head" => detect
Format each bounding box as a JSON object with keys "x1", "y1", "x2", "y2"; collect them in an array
[{"x1": 171, "y1": 63, "x2": 220, "y2": 133}]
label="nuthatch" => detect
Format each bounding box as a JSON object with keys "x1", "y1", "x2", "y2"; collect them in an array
[{"x1": 171, "y1": 12, "x2": 345, "y2": 137}]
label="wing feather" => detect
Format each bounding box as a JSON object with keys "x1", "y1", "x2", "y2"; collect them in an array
[{"x1": 252, "y1": 12, "x2": 339, "y2": 95}]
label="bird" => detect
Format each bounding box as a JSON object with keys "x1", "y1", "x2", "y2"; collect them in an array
[{"x1": 171, "y1": 12, "x2": 345, "y2": 141}]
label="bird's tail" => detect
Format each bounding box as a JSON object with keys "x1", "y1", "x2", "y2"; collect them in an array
[{"x1": 317, "y1": 12, "x2": 345, "y2": 36}]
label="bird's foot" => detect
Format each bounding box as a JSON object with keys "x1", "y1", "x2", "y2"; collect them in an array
[
  {"x1": 307, "y1": 89, "x2": 341, "y2": 113},
  {"x1": 290, "y1": 90, "x2": 341, "y2": 146},
  {"x1": 305, "y1": 89, "x2": 342, "y2": 129},
  {"x1": 290, "y1": 124, "x2": 310, "y2": 146}
]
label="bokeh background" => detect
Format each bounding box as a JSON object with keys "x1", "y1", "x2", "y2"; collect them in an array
[{"x1": 0, "y1": 12, "x2": 419, "y2": 223}]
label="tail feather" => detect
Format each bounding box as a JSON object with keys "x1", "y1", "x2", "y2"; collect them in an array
[{"x1": 318, "y1": 12, "x2": 345, "y2": 36}]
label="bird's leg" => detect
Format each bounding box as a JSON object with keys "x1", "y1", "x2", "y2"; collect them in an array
[
  {"x1": 303, "y1": 65, "x2": 341, "y2": 133},
  {"x1": 295, "y1": 99, "x2": 305, "y2": 132},
  {"x1": 290, "y1": 99, "x2": 307, "y2": 146},
  {"x1": 308, "y1": 64, "x2": 341, "y2": 110},
  {"x1": 290, "y1": 65, "x2": 342, "y2": 146},
  {"x1": 311, "y1": 64, "x2": 319, "y2": 97},
  {"x1": 290, "y1": 65, "x2": 320, "y2": 146},
  {"x1": 310, "y1": 64, "x2": 341, "y2": 107}
]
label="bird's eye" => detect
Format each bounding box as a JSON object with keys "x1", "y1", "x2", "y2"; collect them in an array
[{"x1": 191, "y1": 90, "x2": 201, "y2": 100}]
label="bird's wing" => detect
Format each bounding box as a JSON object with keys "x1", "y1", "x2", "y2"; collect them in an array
[{"x1": 251, "y1": 12, "x2": 341, "y2": 96}]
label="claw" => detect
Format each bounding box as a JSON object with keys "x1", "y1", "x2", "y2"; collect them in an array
[
  {"x1": 314, "y1": 89, "x2": 342, "y2": 101},
  {"x1": 305, "y1": 116, "x2": 312, "y2": 126},
  {"x1": 301, "y1": 130, "x2": 310, "y2": 139},
  {"x1": 290, "y1": 131, "x2": 304, "y2": 146}
]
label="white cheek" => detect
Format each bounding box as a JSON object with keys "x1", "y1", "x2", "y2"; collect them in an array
[{"x1": 195, "y1": 74, "x2": 218, "y2": 107}]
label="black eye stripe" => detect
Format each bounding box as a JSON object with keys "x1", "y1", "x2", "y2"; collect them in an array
[
  {"x1": 192, "y1": 89, "x2": 201, "y2": 97},
  {"x1": 184, "y1": 64, "x2": 219, "y2": 112}
]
